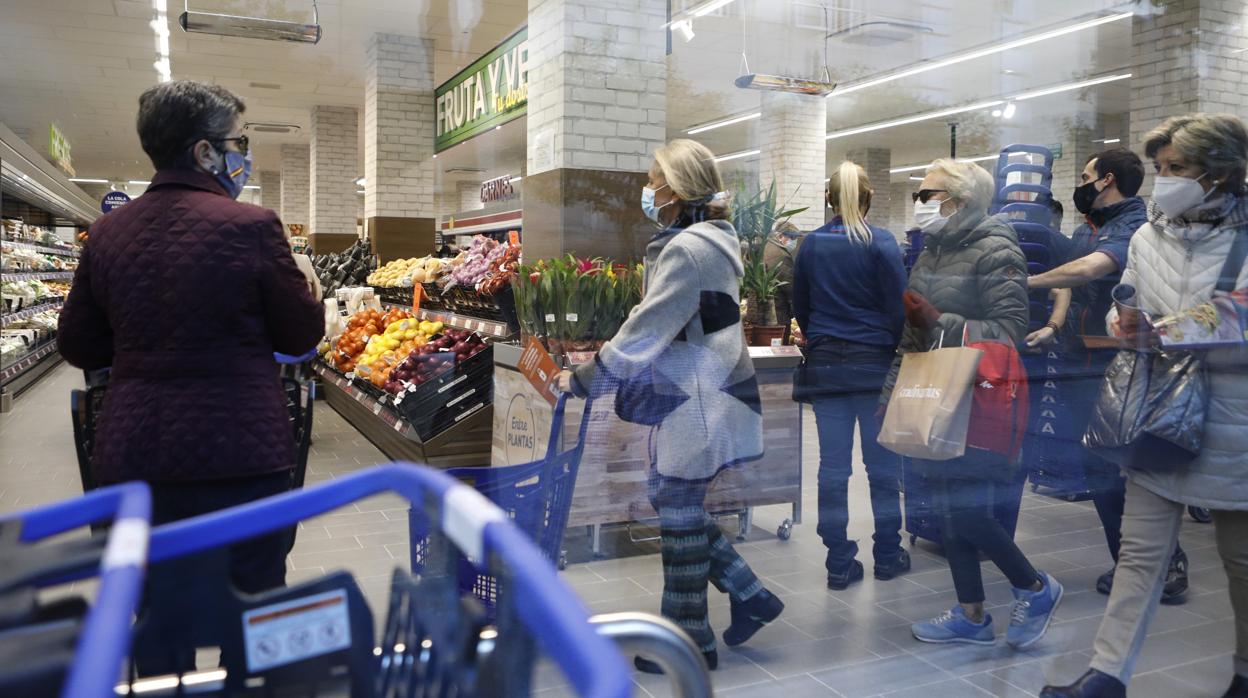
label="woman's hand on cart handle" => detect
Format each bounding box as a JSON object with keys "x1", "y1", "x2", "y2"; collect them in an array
[{"x1": 555, "y1": 370, "x2": 576, "y2": 394}]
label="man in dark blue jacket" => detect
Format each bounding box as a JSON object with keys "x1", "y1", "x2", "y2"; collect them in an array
[{"x1": 1028, "y1": 148, "x2": 1188, "y2": 604}]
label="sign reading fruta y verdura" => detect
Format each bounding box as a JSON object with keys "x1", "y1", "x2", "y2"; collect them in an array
[{"x1": 435, "y1": 27, "x2": 528, "y2": 153}]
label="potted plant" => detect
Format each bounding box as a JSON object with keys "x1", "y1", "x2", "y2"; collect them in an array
[{"x1": 731, "y1": 180, "x2": 807, "y2": 345}]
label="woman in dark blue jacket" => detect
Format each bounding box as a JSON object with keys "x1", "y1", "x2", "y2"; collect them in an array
[{"x1": 792, "y1": 161, "x2": 909, "y2": 589}]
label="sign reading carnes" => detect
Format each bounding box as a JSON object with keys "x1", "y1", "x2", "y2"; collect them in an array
[
  {"x1": 435, "y1": 27, "x2": 528, "y2": 153},
  {"x1": 480, "y1": 175, "x2": 517, "y2": 204}
]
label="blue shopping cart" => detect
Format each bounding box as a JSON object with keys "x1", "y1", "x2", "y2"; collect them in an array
[{"x1": 0, "y1": 482, "x2": 151, "y2": 698}]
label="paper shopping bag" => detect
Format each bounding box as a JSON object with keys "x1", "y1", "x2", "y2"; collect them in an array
[{"x1": 878, "y1": 345, "x2": 984, "y2": 460}]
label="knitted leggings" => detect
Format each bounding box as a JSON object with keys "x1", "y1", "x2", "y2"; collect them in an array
[{"x1": 649, "y1": 471, "x2": 764, "y2": 653}]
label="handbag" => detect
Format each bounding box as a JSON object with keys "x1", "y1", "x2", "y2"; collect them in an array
[
  {"x1": 965, "y1": 338, "x2": 1030, "y2": 463},
  {"x1": 877, "y1": 330, "x2": 984, "y2": 461},
  {"x1": 613, "y1": 365, "x2": 689, "y2": 426},
  {"x1": 1082, "y1": 229, "x2": 1248, "y2": 471}
]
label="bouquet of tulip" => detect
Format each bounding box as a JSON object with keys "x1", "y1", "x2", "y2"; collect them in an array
[{"x1": 513, "y1": 255, "x2": 643, "y2": 355}]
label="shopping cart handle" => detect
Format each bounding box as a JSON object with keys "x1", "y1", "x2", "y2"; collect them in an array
[
  {"x1": 147, "y1": 464, "x2": 632, "y2": 698},
  {"x1": 274, "y1": 348, "x2": 319, "y2": 364},
  {"x1": 1, "y1": 481, "x2": 150, "y2": 543}
]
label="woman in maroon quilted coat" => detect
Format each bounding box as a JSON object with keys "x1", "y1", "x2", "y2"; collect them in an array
[{"x1": 58, "y1": 81, "x2": 323, "y2": 660}]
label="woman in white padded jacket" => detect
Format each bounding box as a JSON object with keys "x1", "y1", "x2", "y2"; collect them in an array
[{"x1": 1043, "y1": 114, "x2": 1248, "y2": 698}]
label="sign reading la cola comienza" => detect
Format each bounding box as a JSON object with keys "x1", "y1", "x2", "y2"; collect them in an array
[{"x1": 435, "y1": 27, "x2": 528, "y2": 153}]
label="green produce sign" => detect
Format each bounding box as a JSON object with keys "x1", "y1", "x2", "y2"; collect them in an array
[
  {"x1": 435, "y1": 27, "x2": 528, "y2": 153},
  {"x1": 48, "y1": 123, "x2": 74, "y2": 176}
]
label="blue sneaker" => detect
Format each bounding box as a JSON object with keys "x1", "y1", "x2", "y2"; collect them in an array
[
  {"x1": 911, "y1": 605, "x2": 995, "y2": 645},
  {"x1": 1007, "y1": 571, "x2": 1063, "y2": 649}
]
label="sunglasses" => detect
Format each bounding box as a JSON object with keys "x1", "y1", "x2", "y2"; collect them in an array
[
  {"x1": 911, "y1": 189, "x2": 948, "y2": 204},
  {"x1": 216, "y1": 135, "x2": 250, "y2": 156}
]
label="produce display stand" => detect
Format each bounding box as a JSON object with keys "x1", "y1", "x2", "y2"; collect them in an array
[
  {"x1": 315, "y1": 306, "x2": 512, "y2": 469},
  {"x1": 491, "y1": 342, "x2": 803, "y2": 556}
]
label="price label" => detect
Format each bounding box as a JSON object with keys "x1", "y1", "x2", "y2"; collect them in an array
[
  {"x1": 566, "y1": 313, "x2": 578, "y2": 322},
  {"x1": 545, "y1": 314, "x2": 556, "y2": 323},
  {"x1": 372, "y1": 401, "x2": 382, "y2": 415}
]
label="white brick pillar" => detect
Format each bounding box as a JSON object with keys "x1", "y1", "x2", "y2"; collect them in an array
[
  {"x1": 458, "y1": 182, "x2": 484, "y2": 212},
  {"x1": 279, "y1": 144, "x2": 309, "y2": 235},
  {"x1": 845, "y1": 147, "x2": 892, "y2": 233},
  {"x1": 309, "y1": 106, "x2": 360, "y2": 238},
  {"x1": 759, "y1": 92, "x2": 827, "y2": 230},
  {"x1": 1130, "y1": 0, "x2": 1248, "y2": 193},
  {"x1": 523, "y1": 0, "x2": 668, "y2": 261},
  {"x1": 259, "y1": 169, "x2": 281, "y2": 213},
  {"x1": 365, "y1": 34, "x2": 436, "y2": 219}
]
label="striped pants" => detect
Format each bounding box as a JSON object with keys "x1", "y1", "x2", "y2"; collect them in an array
[{"x1": 649, "y1": 471, "x2": 764, "y2": 653}]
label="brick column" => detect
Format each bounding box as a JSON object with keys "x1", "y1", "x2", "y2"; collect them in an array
[
  {"x1": 364, "y1": 34, "x2": 438, "y2": 262},
  {"x1": 845, "y1": 147, "x2": 892, "y2": 233},
  {"x1": 279, "y1": 144, "x2": 309, "y2": 236},
  {"x1": 309, "y1": 106, "x2": 360, "y2": 252},
  {"x1": 259, "y1": 169, "x2": 281, "y2": 213},
  {"x1": 759, "y1": 92, "x2": 826, "y2": 231},
  {"x1": 458, "y1": 182, "x2": 484, "y2": 212},
  {"x1": 524, "y1": 0, "x2": 667, "y2": 261},
  {"x1": 1130, "y1": 0, "x2": 1248, "y2": 194}
]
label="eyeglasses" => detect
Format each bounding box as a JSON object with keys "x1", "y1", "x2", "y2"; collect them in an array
[
  {"x1": 911, "y1": 189, "x2": 948, "y2": 204},
  {"x1": 216, "y1": 135, "x2": 250, "y2": 155}
]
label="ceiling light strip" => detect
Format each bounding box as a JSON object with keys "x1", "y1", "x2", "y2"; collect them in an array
[
  {"x1": 827, "y1": 72, "x2": 1131, "y2": 142},
  {"x1": 827, "y1": 11, "x2": 1133, "y2": 99},
  {"x1": 713, "y1": 149, "x2": 760, "y2": 163},
  {"x1": 686, "y1": 112, "x2": 762, "y2": 135},
  {"x1": 152, "y1": 0, "x2": 172, "y2": 82},
  {"x1": 890, "y1": 154, "x2": 998, "y2": 175}
]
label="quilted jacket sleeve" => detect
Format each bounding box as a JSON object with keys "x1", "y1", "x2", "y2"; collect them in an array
[
  {"x1": 934, "y1": 237, "x2": 1029, "y2": 345},
  {"x1": 256, "y1": 213, "x2": 325, "y2": 355},
  {"x1": 57, "y1": 245, "x2": 114, "y2": 370}
]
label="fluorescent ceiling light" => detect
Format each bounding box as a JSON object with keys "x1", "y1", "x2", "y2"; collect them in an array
[
  {"x1": 687, "y1": 0, "x2": 737, "y2": 18},
  {"x1": 1093, "y1": 137, "x2": 1121, "y2": 144},
  {"x1": 69, "y1": 178, "x2": 109, "y2": 184},
  {"x1": 673, "y1": 19, "x2": 695, "y2": 42},
  {"x1": 890, "y1": 154, "x2": 998, "y2": 174},
  {"x1": 828, "y1": 12, "x2": 1132, "y2": 99},
  {"x1": 828, "y1": 72, "x2": 1130, "y2": 142},
  {"x1": 128, "y1": 180, "x2": 152, "y2": 185},
  {"x1": 713, "y1": 149, "x2": 760, "y2": 163},
  {"x1": 827, "y1": 99, "x2": 1004, "y2": 141},
  {"x1": 355, "y1": 177, "x2": 365, "y2": 186},
  {"x1": 908, "y1": 175, "x2": 925, "y2": 181},
  {"x1": 243, "y1": 185, "x2": 260, "y2": 190},
  {"x1": 687, "y1": 111, "x2": 761, "y2": 135}
]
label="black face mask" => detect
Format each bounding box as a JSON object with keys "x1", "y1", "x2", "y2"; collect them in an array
[{"x1": 1072, "y1": 179, "x2": 1104, "y2": 215}]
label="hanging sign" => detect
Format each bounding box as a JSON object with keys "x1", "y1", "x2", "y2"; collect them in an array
[
  {"x1": 435, "y1": 27, "x2": 528, "y2": 153},
  {"x1": 481, "y1": 175, "x2": 517, "y2": 204},
  {"x1": 48, "y1": 124, "x2": 74, "y2": 176},
  {"x1": 101, "y1": 191, "x2": 132, "y2": 212}
]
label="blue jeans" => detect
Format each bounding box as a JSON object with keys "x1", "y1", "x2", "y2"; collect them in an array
[{"x1": 809, "y1": 340, "x2": 903, "y2": 573}]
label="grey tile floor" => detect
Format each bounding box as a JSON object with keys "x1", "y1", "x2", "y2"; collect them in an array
[{"x1": 0, "y1": 363, "x2": 1235, "y2": 697}]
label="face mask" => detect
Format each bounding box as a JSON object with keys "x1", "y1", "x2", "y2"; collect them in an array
[
  {"x1": 1152, "y1": 173, "x2": 1212, "y2": 219},
  {"x1": 913, "y1": 200, "x2": 950, "y2": 234},
  {"x1": 642, "y1": 184, "x2": 672, "y2": 224},
  {"x1": 1073, "y1": 179, "x2": 1104, "y2": 215},
  {"x1": 212, "y1": 148, "x2": 252, "y2": 199}
]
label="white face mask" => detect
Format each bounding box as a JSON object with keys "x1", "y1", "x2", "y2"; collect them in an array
[
  {"x1": 914, "y1": 200, "x2": 951, "y2": 234},
  {"x1": 1152, "y1": 173, "x2": 1212, "y2": 219}
]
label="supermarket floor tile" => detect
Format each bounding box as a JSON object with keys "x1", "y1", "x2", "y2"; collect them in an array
[{"x1": 0, "y1": 363, "x2": 1236, "y2": 696}]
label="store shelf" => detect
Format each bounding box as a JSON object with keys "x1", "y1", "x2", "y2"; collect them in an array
[
  {"x1": 1, "y1": 239, "x2": 80, "y2": 258},
  {"x1": 1, "y1": 338, "x2": 61, "y2": 392},
  {"x1": 1, "y1": 299, "x2": 63, "y2": 325},
  {"x1": 1, "y1": 271, "x2": 74, "y2": 282}
]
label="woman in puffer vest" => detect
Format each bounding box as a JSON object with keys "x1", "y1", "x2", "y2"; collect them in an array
[
  {"x1": 557, "y1": 139, "x2": 784, "y2": 672},
  {"x1": 1044, "y1": 115, "x2": 1248, "y2": 698},
  {"x1": 884, "y1": 159, "x2": 1065, "y2": 650}
]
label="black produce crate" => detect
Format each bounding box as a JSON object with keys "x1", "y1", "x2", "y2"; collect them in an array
[{"x1": 394, "y1": 372, "x2": 493, "y2": 440}]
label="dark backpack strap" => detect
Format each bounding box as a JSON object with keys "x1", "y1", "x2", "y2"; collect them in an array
[{"x1": 1216, "y1": 228, "x2": 1248, "y2": 293}]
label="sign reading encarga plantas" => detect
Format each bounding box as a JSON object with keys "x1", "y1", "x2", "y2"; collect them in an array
[{"x1": 435, "y1": 27, "x2": 528, "y2": 153}]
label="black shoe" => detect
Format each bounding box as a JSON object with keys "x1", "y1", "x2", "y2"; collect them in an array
[
  {"x1": 1096, "y1": 567, "x2": 1114, "y2": 596},
  {"x1": 827, "y1": 559, "x2": 865, "y2": 590},
  {"x1": 1040, "y1": 668, "x2": 1126, "y2": 698},
  {"x1": 1162, "y1": 548, "x2": 1188, "y2": 605},
  {"x1": 635, "y1": 649, "x2": 718, "y2": 674},
  {"x1": 723, "y1": 589, "x2": 785, "y2": 647},
  {"x1": 1223, "y1": 674, "x2": 1248, "y2": 697},
  {"x1": 874, "y1": 548, "x2": 912, "y2": 581}
]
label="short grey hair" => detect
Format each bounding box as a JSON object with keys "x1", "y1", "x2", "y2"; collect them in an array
[
  {"x1": 1144, "y1": 113, "x2": 1248, "y2": 193},
  {"x1": 927, "y1": 158, "x2": 996, "y2": 217},
  {"x1": 137, "y1": 80, "x2": 245, "y2": 170}
]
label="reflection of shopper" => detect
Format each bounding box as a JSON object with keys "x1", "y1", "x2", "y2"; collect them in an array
[
  {"x1": 1043, "y1": 114, "x2": 1248, "y2": 698},
  {"x1": 792, "y1": 161, "x2": 908, "y2": 589},
  {"x1": 884, "y1": 159, "x2": 1064, "y2": 649},
  {"x1": 763, "y1": 221, "x2": 802, "y2": 331},
  {"x1": 1028, "y1": 149, "x2": 1189, "y2": 604},
  {"x1": 58, "y1": 81, "x2": 324, "y2": 672},
  {"x1": 555, "y1": 139, "x2": 783, "y2": 672}
]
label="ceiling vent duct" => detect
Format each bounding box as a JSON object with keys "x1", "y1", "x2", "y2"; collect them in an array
[
  {"x1": 179, "y1": 0, "x2": 321, "y2": 44},
  {"x1": 827, "y1": 20, "x2": 934, "y2": 47},
  {"x1": 245, "y1": 122, "x2": 302, "y2": 134}
]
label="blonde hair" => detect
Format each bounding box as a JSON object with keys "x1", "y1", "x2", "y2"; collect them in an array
[
  {"x1": 653, "y1": 139, "x2": 728, "y2": 220},
  {"x1": 826, "y1": 161, "x2": 873, "y2": 246},
  {"x1": 926, "y1": 158, "x2": 995, "y2": 218},
  {"x1": 1144, "y1": 113, "x2": 1248, "y2": 194}
]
